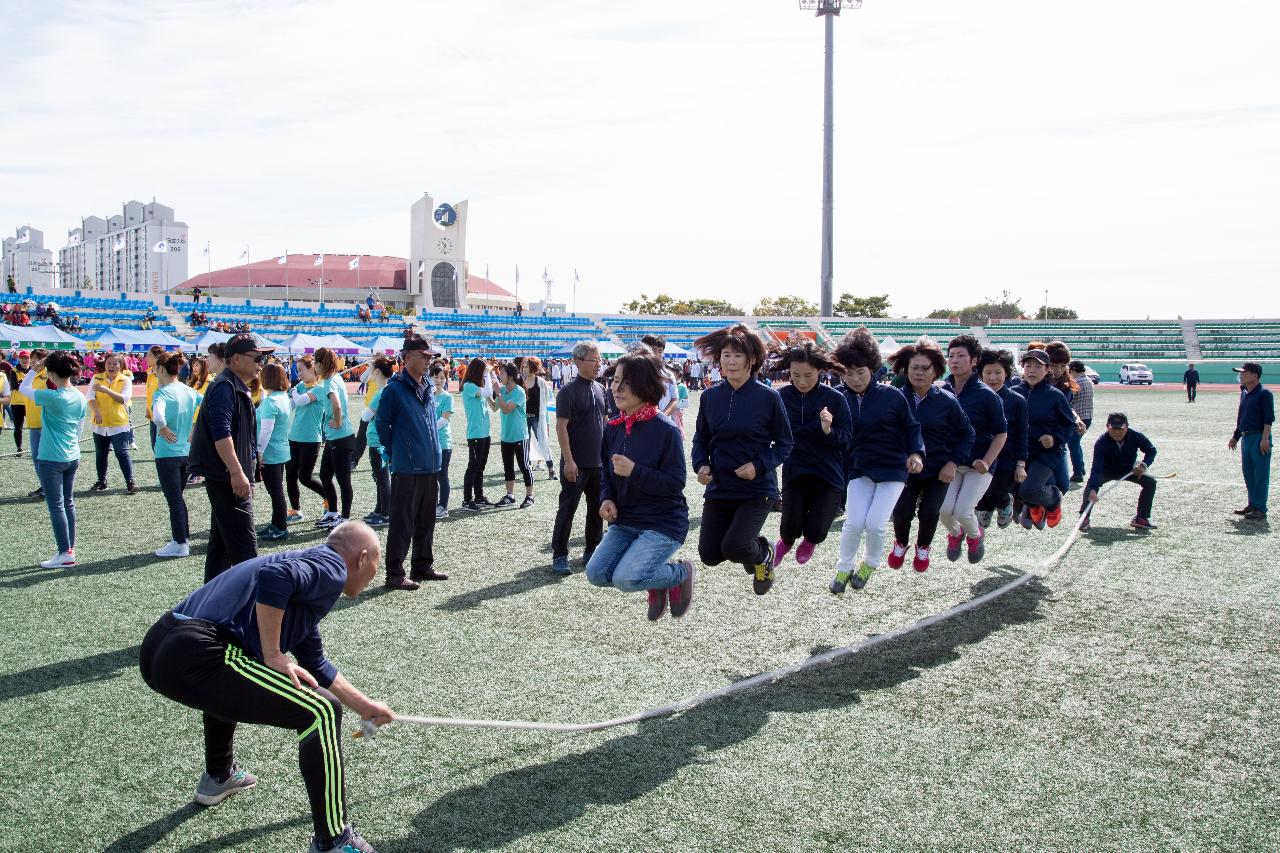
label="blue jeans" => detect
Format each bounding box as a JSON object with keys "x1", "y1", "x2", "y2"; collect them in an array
[
  {"x1": 1019, "y1": 457, "x2": 1063, "y2": 510},
  {"x1": 155, "y1": 456, "x2": 190, "y2": 542},
  {"x1": 93, "y1": 431, "x2": 135, "y2": 485},
  {"x1": 1068, "y1": 419, "x2": 1091, "y2": 478},
  {"x1": 38, "y1": 459, "x2": 79, "y2": 553},
  {"x1": 437, "y1": 448, "x2": 452, "y2": 509},
  {"x1": 29, "y1": 428, "x2": 41, "y2": 481},
  {"x1": 1241, "y1": 433, "x2": 1271, "y2": 514},
  {"x1": 586, "y1": 524, "x2": 686, "y2": 592}
]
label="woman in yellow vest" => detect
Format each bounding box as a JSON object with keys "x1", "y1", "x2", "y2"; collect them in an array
[
  {"x1": 144, "y1": 345, "x2": 166, "y2": 450},
  {"x1": 13, "y1": 349, "x2": 49, "y2": 499},
  {"x1": 88, "y1": 353, "x2": 137, "y2": 493}
]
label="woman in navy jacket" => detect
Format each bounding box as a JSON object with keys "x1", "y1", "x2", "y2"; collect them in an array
[
  {"x1": 1014, "y1": 349, "x2": 1077, "y2": 529},
  {"x1": 775, "y1": 341, "x2": 852, "y2": 567},
  {"x1": 887, "y1": 339, "x2": 975, "y2": 573},
  {"x1": 691, "y1": 324, "x2": 794, "y2": 596},
  {"x1": 588, "y1": 348, "x2": 695, "y2": 621},
  {"x1": 830, "y1": 328, "x2": 924, "y2": 594},
  {"x1": 974, "y1": 349, "x2": 1029, "y2": 529}
]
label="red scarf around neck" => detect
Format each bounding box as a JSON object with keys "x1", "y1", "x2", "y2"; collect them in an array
[{"x1": 609, "y1": 403, "x2": 659, "y2": 435}]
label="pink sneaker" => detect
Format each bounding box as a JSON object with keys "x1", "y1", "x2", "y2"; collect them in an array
[
  {"x1": 887, "y1": 541, "x2": 908, "y2": 570},
  {"x1": 945, "y1": 533, "x2": 963, "y2": 562},
  {"x1": 773, "y1": 539, "x2": 791, "y2": 566},
  {"x1": 646, "y1": 589, "x2": 668, "y2": 621},
  {"x1": 794, "y1": 539, "x2": 816, "y2": 565},
  {"x1": 966, "y1": 527, "x2": 985, "y2": 563},
  {"x1": 912, "y1": 546, "x2": 931, "y2": 573}
]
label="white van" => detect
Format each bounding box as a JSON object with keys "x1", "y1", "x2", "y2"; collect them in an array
[{"x1": 1119, "y1": 363, "x2": 1154, "y2": 385}]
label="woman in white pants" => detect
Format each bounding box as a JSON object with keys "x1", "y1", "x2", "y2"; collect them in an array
[
  {"x1": 522, "y1": 356, "x2": 555, "y2": 480},
  {"x1": 829, "y1": 328, "x2": 924, "y2": 594},
  {"x1": 939, "y1": 334, "x2": 1008, "y2": 563}
]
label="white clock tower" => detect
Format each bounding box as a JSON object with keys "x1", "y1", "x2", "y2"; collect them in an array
[{"x1": 409, "y1": 193, "x2": 468, "y2": 311}]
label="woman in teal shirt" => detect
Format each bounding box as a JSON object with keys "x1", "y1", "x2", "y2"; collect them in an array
[
  {"x1": 286, "y1": 354, "x2": 327, "y2": 525},
  {"x1": 429, "y1": 362, "x2": 454, "y2": 518},
  {"x1": 21, "y1": 351, "x2": 88, "y2": 568},
  {"x1": 256, "y1": 362, "x2": 294, "y2": 542},
  {"x1": 312, "y1": 348, "x2": 356, "y2": 528},
  {"x1": 496, "y1": 362, "x2": 534, "y2": 508},
  {"x1": 150, "y1": 352, "x2": 200, "y2": 558},
  {"x1": 359, "y1": 358, "x2": 394, "y2": 527},
  {"x1": 460, "y1": 358, "x2": 499, "y2": 511}
]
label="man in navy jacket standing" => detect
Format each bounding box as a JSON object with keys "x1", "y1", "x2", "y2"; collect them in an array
[{"x1": 375, "y1": 335, "x2": 445, "y2": 590}]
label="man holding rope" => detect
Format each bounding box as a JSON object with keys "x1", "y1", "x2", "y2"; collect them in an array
[
  {"x1": 140, "y1": 522, "x2": 391, "y2": 853},
  {"x1": 1079, "y1": 412, "x2": 1158, "y2": 531}
]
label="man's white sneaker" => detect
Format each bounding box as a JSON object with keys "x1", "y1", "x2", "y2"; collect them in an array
[
  {"x1": 155, "y1": 541, "x2": 190, "y2": 558},
  {"x1": 40, "y1": 551, "x2": 77, "y2": 569}
]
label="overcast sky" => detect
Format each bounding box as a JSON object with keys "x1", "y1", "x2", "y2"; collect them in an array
[{"x1": 3, "y1": 0, "x2": 1278, "y2": 318}]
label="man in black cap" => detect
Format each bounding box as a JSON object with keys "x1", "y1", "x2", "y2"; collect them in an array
[
  {"x1": 1182, "y1": 363, "x2": 1200, "y2": 403},
  {"x1": 1228, "y1": 361, "x2": 1273, "y2": 521},
  {"x1": 1079, "y1": 412, "x2": 1158, "y2": 531},
  {"x1": 374, "y1": 334, "x2": 446, "y2": 590},
  {"x1": 191, "y1": 333, "x2": 273, "y2": 580}
]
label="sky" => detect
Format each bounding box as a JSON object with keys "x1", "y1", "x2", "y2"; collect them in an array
[{"x1": 2, "y1": 0, "x2": 1278, "y2": 319}]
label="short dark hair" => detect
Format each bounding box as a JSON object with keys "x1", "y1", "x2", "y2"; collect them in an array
[
  {"x1": 1068, "y1": 360, "x2": 1087, "y2": 374},
  {"x1": 370, "y1": 357, "x2": 395, "y2": 379},
  {"x1": 976, "y1": 348, "x2": 1015, "y2": 381},
  {"x1": 694, "y1": 323, "x2": 767, "y2": 373},
  {"x1": 780, "y1": 339, "x2": 840, "y2": 372},
  {"x1": 833, "y1": 327, "x2": 881, "y2": 373},
  {"x1": 207, "y1": 342, "x2": 226, "y2": 360},
  {"x1": 947, "y1": 334, "x2": 982, "y2": 359},
  {"x1": 502, "y1": 362, "x2": 521, "y2": 383},
  {"x1": 640, "y1": 334, "x2": 667, "y2": 350},
  {"x1": 156, "y1": 351, "x2": 187, "y2": 377},
  {"x1": 45, "y1": 351, "x2": 82, "y2": 380},
  {"x1": 148, "y1": 345, "x2": 166, "y2": 359},
  {"x1": 1045, "y1": 341, "x2": 1072, "y2": 364},
  {"x1": 612, "y1": 348, "x2": 667, "y2": 406},
  {"x1": 891, "y1": 338, "x2": 946, "y2": 379}
]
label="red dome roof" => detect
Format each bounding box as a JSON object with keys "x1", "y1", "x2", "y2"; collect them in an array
[{"x1": 179, "y1": 254, "x2": 407, "y2": 292}]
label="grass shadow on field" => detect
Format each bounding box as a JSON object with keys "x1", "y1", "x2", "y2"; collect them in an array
[
  {"x1": 536, "y1": 515, "x2": 704, "y2": 554},
  {"x1": 1079, "y1": 527, "x2": 1147, "y2": 547},
  {"x1": 384, "y1": 568, "x2": 1051, "y2": 852},
  {"x1": 435, "y1": 567, "x2": 566, "y2": 613},
  {"x1": 102, "y1": 804, "x2": 307, "y2": 853},
  {"x1": 0, "y1": 644, "x2": 140, "y2": 703},
  {"x1": 1225, "y1": 517, "x2": 1271, "y2": 535},
  {"x1": 332, "y1": 585, "x2": 392, "y2": 611}
]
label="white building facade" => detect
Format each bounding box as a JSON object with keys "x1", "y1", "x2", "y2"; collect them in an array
[
  {"x1": 408, "y1": 193, "x2": 468, "y2": 310},
  {"x1": 2, "y1": 226, "x2": 55, "y2": 291},
  {"x1": 58, "y1": 200, "x2": 188, "y2": 293}
]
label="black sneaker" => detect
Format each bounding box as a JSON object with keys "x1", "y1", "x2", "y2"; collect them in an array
[
  {"x1": 460, "y1": 501, "x2": 480, "y2": 512},
  {"x1": 519, "y1": 495, "x2": 535, "y2": 509},
  {"x1": 310, "y1": 826, "x2": 378, "y2": 853},
  {"x1": 90, "y1": 481, "x2": 107, "y2": 492},
  {"x1": 474, "y1": 496, "x2": 494, "y2": 507},
  {"x1": 1070, "y1": 474, "x2": 1084, "y2": 483},
  {"x1": 126, "y1": 481, "x2": 139, "y2": 495},
  {"x1": 495, "y1": 495, "x2": 516, "y2": 507},
  {"x1": 28, "y1": 487, "x2": 43, "y2": 499},
  {"x1": 751, "y1": 535, "x2": 775, "y2": 595}
]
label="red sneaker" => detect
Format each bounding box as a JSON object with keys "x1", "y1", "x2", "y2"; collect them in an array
[
  {"x1": 912, "y1": 546, "x2": 931, "y2": 573},
  {"x1": 1046, "y1": 506, "x2": 1062, "y2": 528},
  {"x1": 887, "y1": 541, "x2": 908, "y2": 569},
  {"x1": 1028, "y1": 506, "x2": 1047, "y2": 529},
  {"x1": 646, "y1": 589, "x2": 668, "y2": 621}
]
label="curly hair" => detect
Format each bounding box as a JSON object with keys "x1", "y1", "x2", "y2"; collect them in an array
[
  {"x1": 946, "y1": 334, "x2": 982, "y2": 359},
  {"x1": 890, "y1": 337, "x2": 945, "y2": 379},
  {"x1": 693, "y1": 323, "x2": 767, "y2": 373},
  {"x1": 779, "y1": 339, "x2": 841, "y2": 372},
  {"x1": 976, "y1": 348, "x2": 1015, "y2": 382},
  {"x1": 833, "y1": 327, "x2": 882, "y2": 373}
]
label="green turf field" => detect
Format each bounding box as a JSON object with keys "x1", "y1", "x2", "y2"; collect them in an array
[{"x1": 0, "y1": 386, "x2": 1276, "y2": 852}]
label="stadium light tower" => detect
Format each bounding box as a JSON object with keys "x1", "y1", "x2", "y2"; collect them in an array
[{"x1": 800, "y1": 0, "x2": 860, "y2": 317}]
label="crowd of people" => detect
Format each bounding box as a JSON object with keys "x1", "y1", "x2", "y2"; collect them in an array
[
  {"x1": 3, "y1": 323, "x2": 1274, "y2": 853},
  {"x1": 2, "y1": 299, "x2": 83, "y2": 333}
]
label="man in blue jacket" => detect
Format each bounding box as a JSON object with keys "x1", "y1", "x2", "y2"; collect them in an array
[
  {"x1": 1079, "y1": 412, "x2": 1158, "y2": 531},
  {"x1": 374, "y1": 335, "x2": 445, "y2": 590},
  {"x1": 140, "y1": 522, "x2": 390, "y2": 853}
]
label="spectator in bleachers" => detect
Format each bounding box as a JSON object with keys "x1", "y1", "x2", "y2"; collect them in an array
[
  {"x1": 515, "y1": 302, "x2": 524, "y2": 318},
  {"x1": 550, "y1": 342, "x2": 607, "y2": 575},
  {"x1": 1184, "y1": 363, "x2": 1200, "y2": 403}
]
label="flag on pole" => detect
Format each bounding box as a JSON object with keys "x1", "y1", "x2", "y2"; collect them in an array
[
  {"x1": 542, "y1": 267, "x2": 549, "y2": 282},
  {"x1": 348, "y1": 257, "x2": 360, "y2": 270},
  {"x1": 113, "y1": 237, "x2": 125, "y2": 252},
  {"x1": 276, "y1": 254, "x2": 287, "y2": 264},
  {"x1": 514, "y1": 265, "x2": 520, "y2": 286},
  {"x1": 201, "y1": 243, "x2": 210, "y2": 257},
  {"x1": 313, "y1": 254, "x2": 323, "y2": 267},
  {"x1": 574, "y1": 268, "x2": 580, "y2": 282},
  {"x1": 152, "y1": 240, "x2": 169, "y2": 253},
  {"x1": 240, "y1": 247, "x2": 249, "y2": 260}
]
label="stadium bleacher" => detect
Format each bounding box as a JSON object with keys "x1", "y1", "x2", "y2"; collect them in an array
[
  {"x1": 601, "y1": 316, "x2": 735, "y2": 349},
  {"x1": 1194, "y1": 322, "x2": 1280, "y2": 360},
  {"x1": 418, "y1": 310, "x2": 600, "y2": 359},
  {"x1": 188, "y1": 301, "x2": 409, "y2": 339},
  {"x1": 821, "y1": 318, "x2": 967, "y2": 345},
  {"x1": 985, "y1": 320, "x2": 1187, "y2": 361},
  {"x1": 15, "y1": 292, "x2": 173, "y2": 334}
]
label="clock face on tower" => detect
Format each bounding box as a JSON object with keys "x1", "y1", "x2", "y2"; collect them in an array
[
  {"x1": 433, "y1": 203, "x2": 457, "y2": 228},
  {"x1": 436, "y1": 237, "x2": 453, "y2": 255}
]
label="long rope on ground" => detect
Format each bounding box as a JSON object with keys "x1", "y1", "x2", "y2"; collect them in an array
[{"x1": 355, "y1": 475, "x2": 1143, "y2": 740}]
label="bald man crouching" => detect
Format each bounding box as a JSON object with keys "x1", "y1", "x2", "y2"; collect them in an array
[{"x1": 140, "y1": 522, "x2": 391, "y2": 853}]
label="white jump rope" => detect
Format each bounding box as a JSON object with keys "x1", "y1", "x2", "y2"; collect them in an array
[{"x1": 355, "y1": 472, "x2": 1171, "y2": 740}]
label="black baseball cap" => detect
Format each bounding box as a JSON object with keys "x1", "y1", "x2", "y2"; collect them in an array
[
  {"x1": 1020, "y1": 349, "x2": 1050, "y2": 365},
  {"x1": 1233, "y1": 362, "x2": 1263, "y2": 377},
  {"x1": 226, "y1": 333, "x2": 274, "y2": 357},
  {"x1": 1106, "y1": 412, "x2": 1129, "y2": 428},
  {"x1": 401, "y1": 334, "x2": 432, "y2": 354}
]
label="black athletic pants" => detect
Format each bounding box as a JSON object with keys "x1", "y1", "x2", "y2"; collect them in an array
[
  {"x1": 699, "y1": 495, "x2": 773, "y2": 569},
  {"x1": 976, "y1": 468, "x2": 1016, "y2": 512},
  {"x1": 155, "y1": 456, "x2": 190, "y2": 542},
  {"x1": 287, "y1": 440, "x2": 325, "y2": 511},
  {"x1": 11, "y1": 405, "x2": 24, "y2": 451},
  {"x1": 779, "y1": 474, "x2": 844, "y2": 546},
  {"x1": 1079, "y1": 470, "x2": 1156, "y2": 519},
  {"x1": 463, "y1": 437, "x2": 491, "y2": 503},
  {"x1": 551, "y1": 463, "x2": 602, "y2": 559},
  {"x1": 369, "y1": 447, "x2": 391, "y2": 516},
  {"x1": 262, "y1": 462, "x2": 288, "y2": 530},
  {"x1": 501, "y1": 440, "x2": 532, "y2": 489},
  {"x1": 204, "y1": 479, "x2": 257, "y2": 582},
  {"x1": 386, "y1": 473, "x2": 439, "y2": 581},
  {"x1": 1187, "y1": 383, "x2": 1198, "y2": 402},
  {"x1": 1019, "y1": 458, "x2": 1063, "y2": 510},
  {"x1": 892, "y1": 476, "x2": 950, "y2": 547},
  {"x1": 351, "y1": 420, "x2": 369, "y2": 469},
  {"x1": 140, "y1": 613, "x2": 348, "y2": 845},
  {"x1": 320, "y1": 435, "x2": 356, "y2": 518}
]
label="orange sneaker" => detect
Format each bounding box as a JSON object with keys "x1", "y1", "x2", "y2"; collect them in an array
[
  {"x1": 1046, "y1": 506, "x2": 1062, "y2": 528},
  {"x1": 1028, "y1": 506, "x2": 1047, "y2": 529}
]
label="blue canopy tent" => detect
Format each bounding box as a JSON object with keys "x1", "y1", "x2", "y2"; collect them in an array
[
  {"x1": 183, "y1": 329, "x2": 284, "y2": 353},
  {"x1": 83, "y1": 327, "x2": 185, "y2": 352}
]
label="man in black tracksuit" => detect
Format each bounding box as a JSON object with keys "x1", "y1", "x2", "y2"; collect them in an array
[
  {"x1": 1183, "y1": 364, "x2": 1201, "y2": 403},
  {"x1": 190, "y1": 333, "x2": 269, "y2": 581},
  {"x1": 1080, "y1": 412, "x2": 1158, "y2": 531}
]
